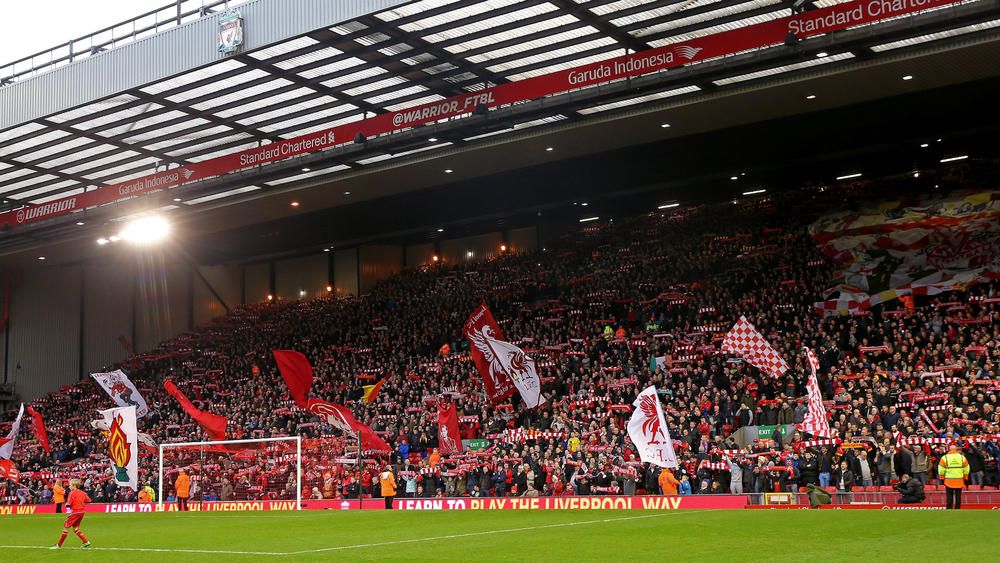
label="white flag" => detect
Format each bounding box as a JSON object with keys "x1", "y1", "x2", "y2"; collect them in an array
[
  {"x1": 91, "y1": 370, "x2": 149, "y2": 418},
  {"x1": 99, "y1": 406, "x2": 138, "y2": 491},
  {"x1": 627, "y1": 386, "x2": 677, "y2": 468},
  {"x1": 91, "y1": 418, "x2": 157, "y2": 450},
  {"x1": 0, "y1": 404, "x2": 24, "y2": 459},
  {"x1": 466, "y1": 316, "x2": 545, "y2": 408}
]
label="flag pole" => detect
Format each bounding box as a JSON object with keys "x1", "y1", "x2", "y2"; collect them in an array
[{"x1": 356, "y1": 432, "x2": 362, "y2": 511}]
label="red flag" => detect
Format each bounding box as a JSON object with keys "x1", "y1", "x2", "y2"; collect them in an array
[
  {"x1": 306, "y1": 399, "x2": 390, "y2": 452},
  {"x1": 721, "y1": 315, "x2": 789, "y2": 378},
  {"x1": 464, "y1": 303, "x2": 544, "y2": 407},
  {"x1": 25, "y1": 406, "x2": 49, "y2": 454},
  {"x1": 272, "y1": 350, "x2": 313, "y2": 408},
  {"x1": 0, "y1": 459, "x2": 19, "y2": 482},
  {"x1": 437, "y1": 401, "x2": 463, "y2": 456},
  {"x1": 463, "y1": 304, "x2": 515, "y2": 405},
  {"x1": 164, "y1": 380, "x2": 228, "y2": 441}
]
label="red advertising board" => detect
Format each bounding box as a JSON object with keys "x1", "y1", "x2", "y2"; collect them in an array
[
  {"x1": 0, "y1": 0, "x2": 962, "y2": 229},
  {"x1": 0, "y1": 495, "x2": 746, "y2": 516},
  {"x1": 747, "y1": 504, "x2": 1000, "y2": 510}
]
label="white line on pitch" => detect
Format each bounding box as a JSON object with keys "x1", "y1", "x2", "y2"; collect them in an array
[
  {"x1": 283, "y1": 511, "x2": 689, "y2": 555},
  {"x1": 0, "y1": 545, "x2": 283, "y2": 556}
]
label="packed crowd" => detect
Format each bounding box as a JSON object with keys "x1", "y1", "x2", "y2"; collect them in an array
[{"x1": 2, "y1": 180, "x2": 998, "y2": 505}]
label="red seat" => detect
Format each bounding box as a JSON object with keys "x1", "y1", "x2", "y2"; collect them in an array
[
  {"x1": 984, "y1": 486, "x2": 998, "y2": 490},
  {"x1": 863, "y1": 486, "x2": 877, "y2": 492},
  {"x1": 879, "y1": 486, "x2": 894, "y2": 492},
  {"x1": 968, "y1": 485, "x2": 982, "y2": 491},
  {"x1": 926, "y1": 485, "x2": 942, "y2": 492},
  {"x1": 824, "y1": 487, "x2": 837, "y2": 494}
]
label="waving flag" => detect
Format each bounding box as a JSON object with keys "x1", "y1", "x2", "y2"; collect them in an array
[
  {"x1": 464, "y1": 303, "x2": 544, "y2": 408},
  {"x1": 798, "y1": 347, "x2": 832, "y2": 438},
  {"x1": 626, "y1": 386, "x2": 677, "y2": 468},
  {"x1": 99, "y1": 406, "x2": 138, "y2": 491},
  {"x1": 0, "y1": 459, "x2": 19, "y2": 482},
  {"x1": 91, "y1": 370, "x2": 150, "y2": 417},
  {"x1": 362, "y1": 377, "x2": 386, "y2": 404},
  {"x1": 25, "y1": 406, "x2": 49, "y2": 454},
  {"x1": 437, "y1": 401, "x2": 463, "y2": 456},
  {"x1": 307, "y1": 399, "x2": 390, "y2": 452},
  {"x1": 722, "y1": 315, "x2": 788, "y2": 378},
  {"x1": 0, "y1": 403, "x2": 24, "y2": 459},
  {"x1": 164, "y1": 380, "x2": 228, "y2": 441},
  {"x1": 272, "y1": 350, "x2": 313, "y2": 408}
]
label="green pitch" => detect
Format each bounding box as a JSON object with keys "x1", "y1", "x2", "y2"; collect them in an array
[{"x1": 0, "y1": 509, "x2": 995, "y2": 561}]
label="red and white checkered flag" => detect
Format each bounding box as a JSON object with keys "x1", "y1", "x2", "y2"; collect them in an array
[
  {"x1": 721, "y1": 316, "x2": 788, "y2": 378},
  {"x1": 798, "y1": 347, "x2": 832, "y2": 439}
]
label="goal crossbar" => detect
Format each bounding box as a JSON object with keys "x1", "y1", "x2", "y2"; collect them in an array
[{"x1": 158, "y1": 436, "x2": 302, "y2": 512}]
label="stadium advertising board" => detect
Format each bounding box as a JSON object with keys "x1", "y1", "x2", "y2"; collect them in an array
[
  {"x1": 0, "y1": 0, "x2": 963, "y2": 230},
  {"x1": 0, "y1": 496, "x2": 746, "y2": 516},
  {"x1": 392, "y1": 496, "x2": 748, "y2": 510}
]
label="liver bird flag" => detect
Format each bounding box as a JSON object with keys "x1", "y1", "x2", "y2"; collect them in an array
[
  {"x1": 0, "y1": 404, "x2": 24, "y2": 460},
  {"x1": 100, "y1": 406, "x2": 138, "y2": 491},
  {"x1": 626, "y1": 386, "x2": 677, "y2": 468},
  {"x1": 464, "y1": 303, "x2": 544, "y2": 408}
]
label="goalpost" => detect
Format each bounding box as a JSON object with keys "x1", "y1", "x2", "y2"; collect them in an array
[{"x1": 158, "y1": 436, "x2": 302, "y2": 512}]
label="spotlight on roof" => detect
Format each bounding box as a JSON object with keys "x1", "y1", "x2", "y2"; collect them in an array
[
  {"x1": 579, "y1": 216, "x2": 600, "y2": 223},
  {"x1": 836, "y1": 173, "x2": 863, "y2": 180},
  {"x1": 432, "y1": 255, "x2": 440, "y2": 262},
  {"x1": 940, "y1": 155, "x2": 969, "y2": 163},
  {"x1": 499, "y1": 243, "x2": 507, "y2": 252},
  {"x1": 267, "y1": 294, "x2": 273, "y2": 301},
  {"x1": 119, "y1": 215, "x2": 170, "y2": 245},
  {"x1": 742, "y1": 189, "x2": 766, "y2": 196},
  {"x1": 658, "y1": 203, "x2": 679, "y2": 209}
]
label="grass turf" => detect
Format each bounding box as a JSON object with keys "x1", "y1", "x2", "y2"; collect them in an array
[{"x1": 0, "y1": 509, "x2": 996, "y2": 561}]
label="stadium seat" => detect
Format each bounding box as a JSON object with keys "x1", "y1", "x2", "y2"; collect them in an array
[
  {"x1": 879, "y1": 486, "x2": 894, "y2": 492},
  {"x1": 968, "y1": 485, "x2": 982, "y2": 491},
  {"x1": 824, "y1": 487, "x2": 837, "y2": 494},
  {"x1": 863, "y1": 486, "x2": 877, "y2": 492}
]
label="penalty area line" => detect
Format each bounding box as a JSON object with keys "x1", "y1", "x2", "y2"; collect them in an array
[{"x1": 284, "y1": 511, "x2": 692, "y2": 555}]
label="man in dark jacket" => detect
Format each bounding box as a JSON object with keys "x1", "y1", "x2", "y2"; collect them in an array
[
  {"x1": 895, "y1": 474, "x2": 925, "y2": 504},
  {"x1": 893, "y1": 446, "x2": 913, "y2": 480},
  {"x1": 800, "y1": 451, "x2": 819, "y2": 486}
]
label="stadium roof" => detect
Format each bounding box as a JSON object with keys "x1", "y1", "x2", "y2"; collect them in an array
[{"x1": 0, "y1": 0, "x2": 999, "y2": 260}]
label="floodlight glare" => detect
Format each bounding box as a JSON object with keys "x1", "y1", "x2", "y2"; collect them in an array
[{"x1": 119, "y1": 216, "x2": 170, "y2": 245}]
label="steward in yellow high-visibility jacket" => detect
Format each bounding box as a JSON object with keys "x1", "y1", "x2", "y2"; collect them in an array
[{"x1": 938, "y1": 444, "x2": 970, "y2": 510}]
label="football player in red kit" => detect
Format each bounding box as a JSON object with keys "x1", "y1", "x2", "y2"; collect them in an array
[{"x1": 50, "y1": 479, "x2": 92, "y2": 549}]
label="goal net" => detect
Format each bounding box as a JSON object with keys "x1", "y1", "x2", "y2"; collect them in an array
[{"x1": 158, "y1": 436, "x2": 302, "y2": 511}]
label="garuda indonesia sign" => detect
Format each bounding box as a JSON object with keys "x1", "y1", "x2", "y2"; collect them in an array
[{"x1": 217, "y1": 8, "x2": 244, "y2": 54}]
